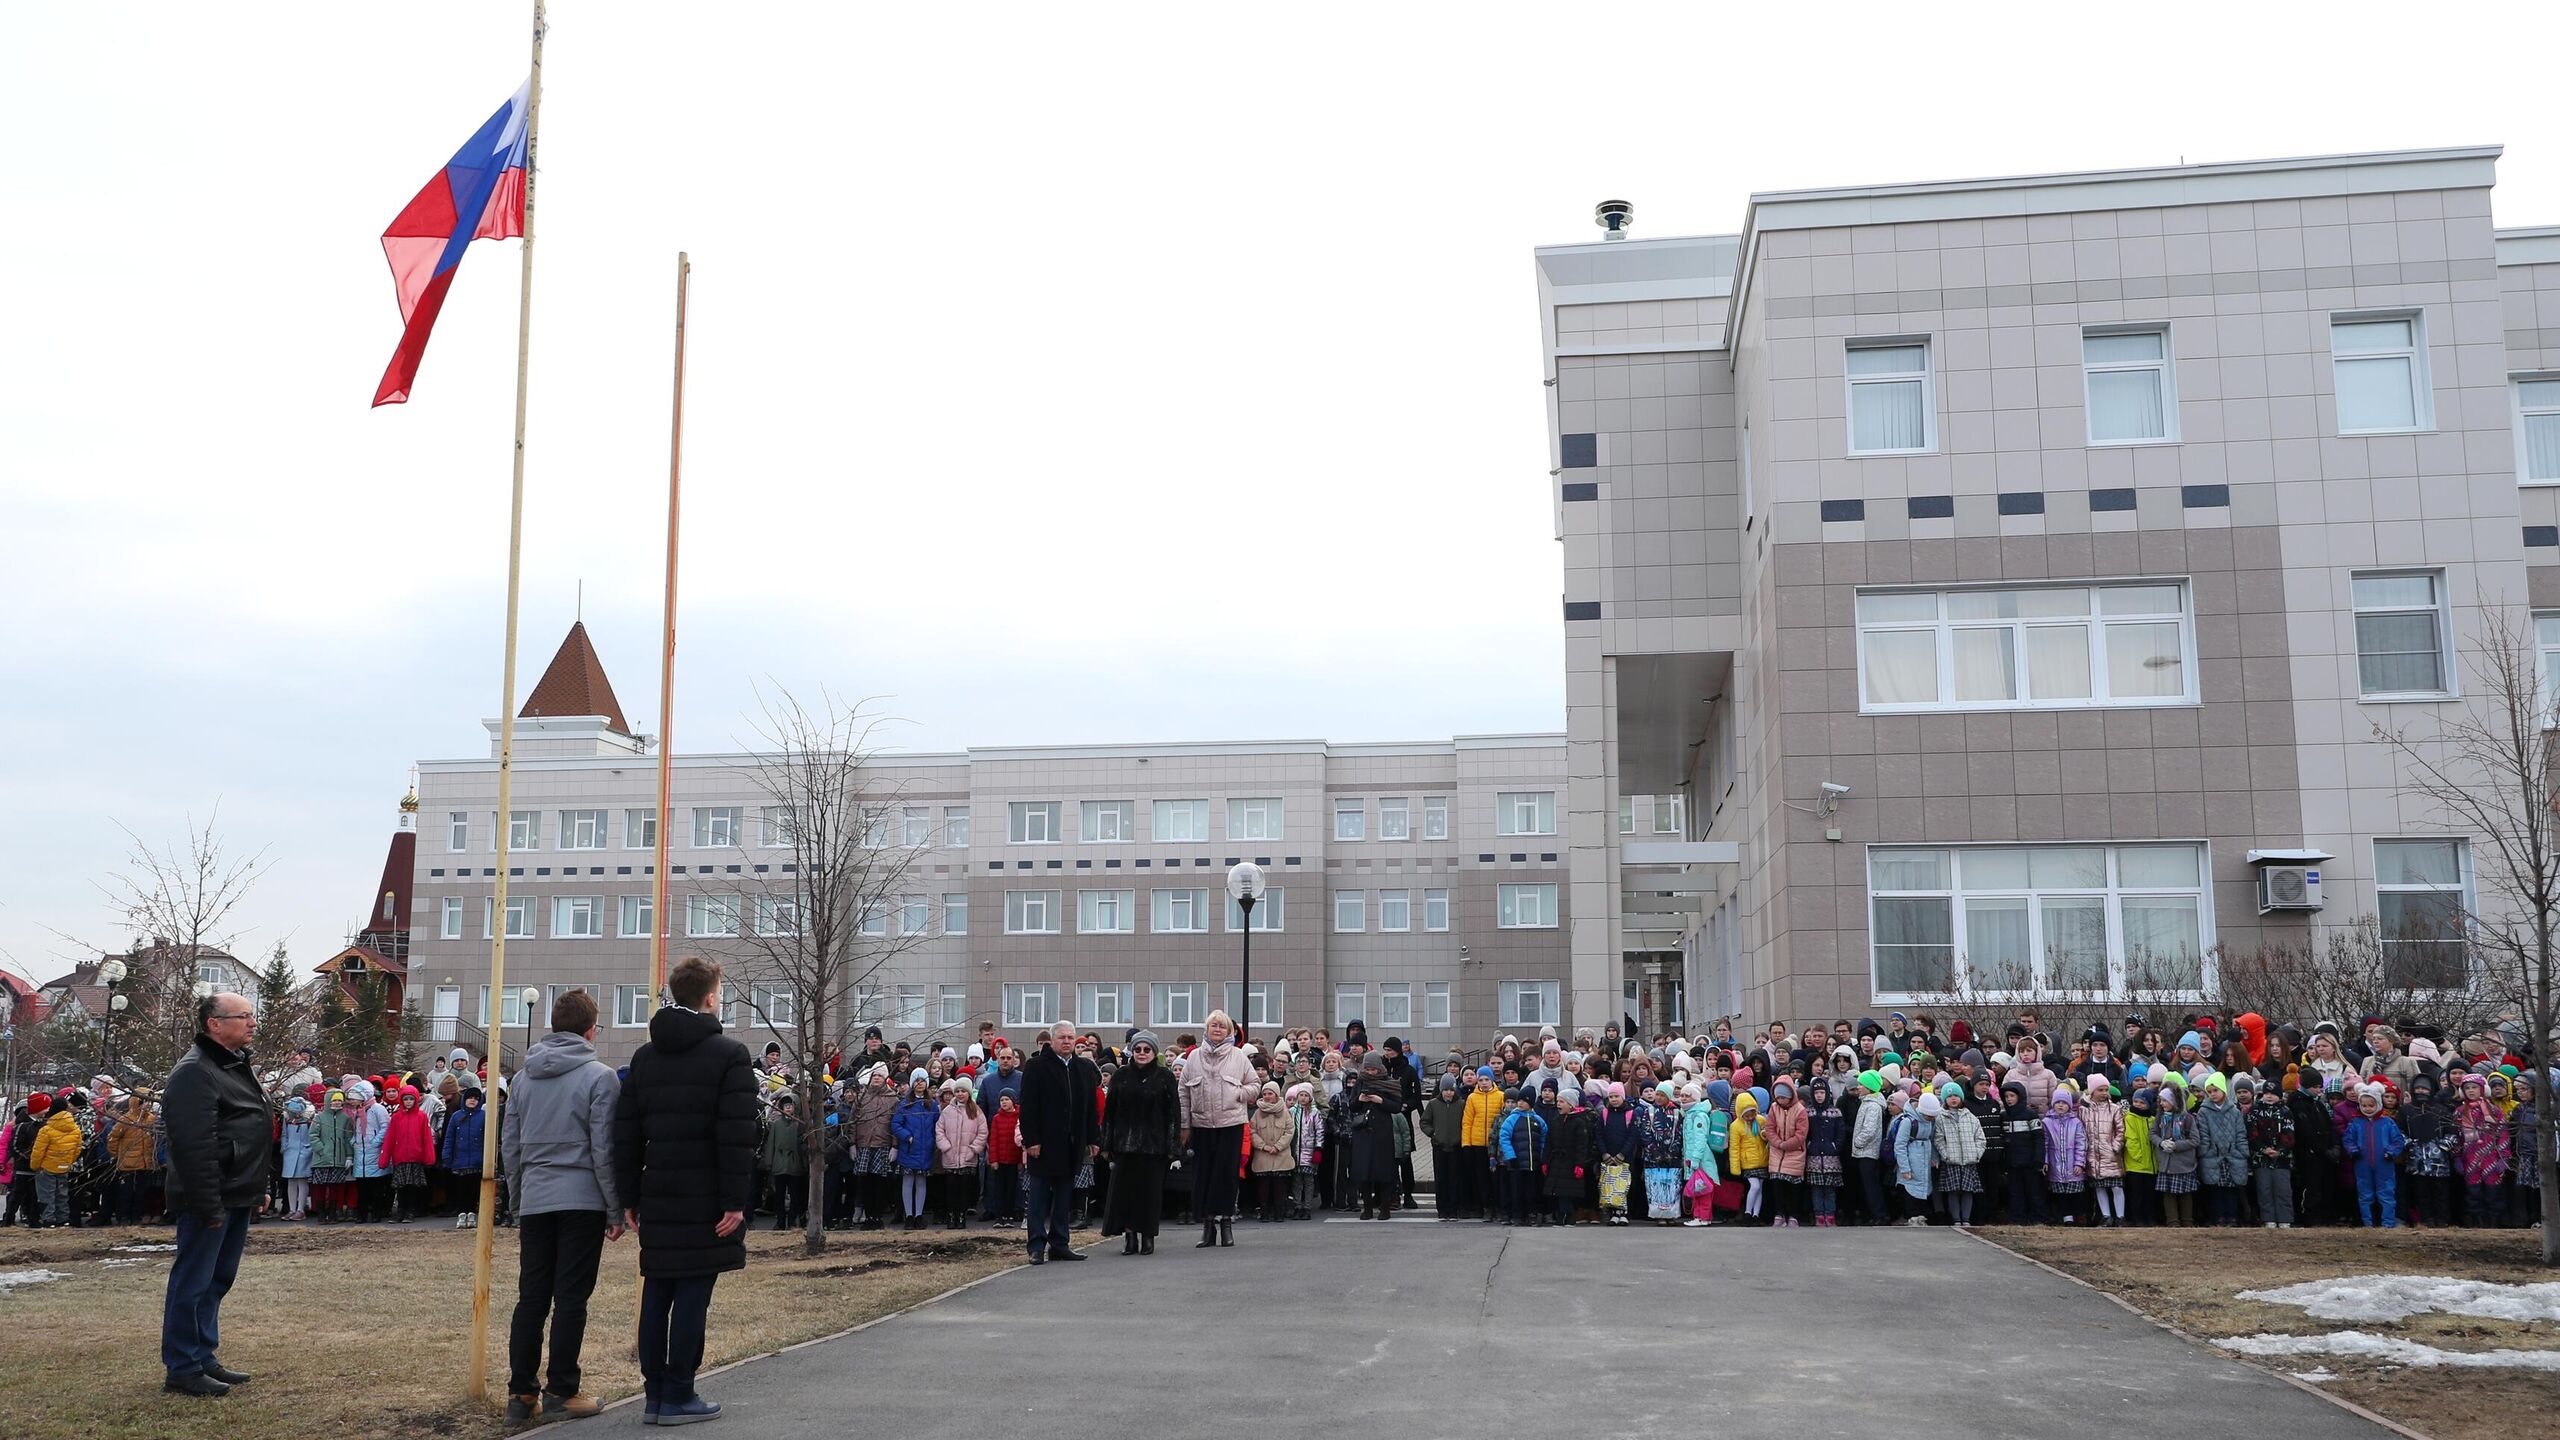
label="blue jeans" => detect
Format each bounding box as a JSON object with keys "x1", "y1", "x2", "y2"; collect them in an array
[
  {"x1": 1023, "y1": 1171, "x2": 1072, "y2": 1257},
  {"x1": 163, "y1": 1207, "x2": 253, "y2": 1379},
  {"x1": 637, "y1": 1274, "x2": 716, "y2": 1405}
]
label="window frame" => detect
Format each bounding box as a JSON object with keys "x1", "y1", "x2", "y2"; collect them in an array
[
  {"x1": 2350, "y1": 569, "x2": 2456, "y2": 701},
  {"x1": 439, "y1": 895, "x2": 463, "y2": 940},
  {"x1": 1379, "y1": 982, "x2": 1412, "y2": 1030},
  {"x1": 1864, "y1": 842, "x2": 2215, "y2": 1003},
  {"x1": 1229, "y1": 797, "x2": 1284, "y2": 842},
  {"x1": 1009, "y1": 801, "x2": 1061, "y2": 845},
  {"x1": 1080, "y1": 800, "x2": 1134, "y2": 844},
  {"x1": 553, "y1": 895, "x2": 602, "y2": 939},
  {"x1": 1377, "y1": 888, "x2": 1411, "y2": 932},
  {"x1": 942, "y1": 892, "x2": 969, "y2": 936},
  {"x1": 2517, "y1": 373, "x2": 2560, "y2": 486},
  {"x1": 624, "y1": 808, "x2": 657, "y2": 850},
  {"x1": 1498, "y1": 980, "x2": 1560, "y2": 1029},
  {"x1": 619, "y1": 894, "x2": 654, "y2": 941},
  {"x1": 1423, "y1": 981, "x2": 1452, "y2": 1029},
  {"x1": 2081, "y1": 324, "x2": 2179, "y2": 446},
  {"x1": 1844, "y1": 336, "x2": 1936, "y2": 457},
  {"x1": 1150, "y1": 981, "x2": 1207, "y2": 1027},
  {"x1": 1077, "y1": 888, "x2": 1137, "y2": 935},
  {"x1": 902, "y1": 806, "x2": 933, "y2": 847},
  {"x1": 693, "y1": 806, "x2": 740, "y2": 849},
  {"x1": 1422, "y1": 888, "x2": 1450, "y2": 932},
  {"x1": 1853, "y1": 580, "x2": 2200, "y2": 714},
  {"x1": 1002, "y1": 982, "x2": 1059, "y2": 1028},
  {"x1": 1222, "y1": 981, "x2": 1285, "y2": 1030},
  {"x1": 1333, "y1": 983, "x2": 1366, "y2": 1029},
  {"x1": 941, "y1": 807, "x2": 971, "y2": 848},
  {"x1": 1421, "y1": 796, "x2": 1450, "y2": 841},
  {"x1": 1152, "y1": 799, "x2": 1210, "y2": 843},
  {"x1": 1076, "y1": 981, "x2": 1134, "y2": 1028},
  {"x1": 1151, "y1": 887, "x2": 1209, "y2": 934},
  {"x1": 1378, "y1": 797, "x2": 1410, "y2": 841},
  {"x1": 2330, "y1": 310, "x2": 2434, "y2": 435},
  {"x1": 2374, "y1": 838, "x2": 2475, "y2": 993},
  {"x1": 1497, "y1": 883, "x2": 1559, "y2": 930},
  {"x1": 559, "y1": 809, "x2": 606, "y2": 850},
  {"x1": 1496, "y1": 792, "x2": 1558, "y2": 836},
  {"x1": 938, "y1": 984, "x2": 967, "y2": 1027},
  {"x1": 1333, "y1": 798, "x2": 1365, "y2": 842},
  {"x1": 899, "y1": 895, "x2": 930, "y2": 936},
  {"x1": 1005, "y1": 889, "x2": 1062, "y2": 935},
  {"x1": 613, "y1": 984, "x2": 653, "y2": 1028},
  {"x1": 501, "y1": 894, "x2": 535, "y2": 940},
  {"x1": 1224, "y1": 888, "x2": 1284, "y2": 933},
  {"x1": 448, "y1": 812, "x2": 470, "y2": 852},
  {"x1": 1333, "y1": 889, "x2": 1366, "y2": 933},
  {"x1": 508, "y1": 810, "x2": 539, "y2": 851},
  {"x1": 684, "y1": 893, "x2": 739, "y2": 938}
]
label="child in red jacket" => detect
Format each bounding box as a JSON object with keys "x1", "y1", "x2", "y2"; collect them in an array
[
  {"x1": 985, "y1": 1094, "x2": 1024, "y2": 1222},
  {"x1": 379, "y1": 1086, "x2": 438, "y2": 1222}
]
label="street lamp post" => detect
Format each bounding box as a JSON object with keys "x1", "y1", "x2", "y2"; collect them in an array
[
  {"x1": 1224, "y1": 862, "x2": 1265, "y2": 1046},
  {"x1": 520, "y1": 986, "x2": 541, "y2": 1082},
  {"x1": 98, "y1": 957, "x2": 131, "y2": 1078}
]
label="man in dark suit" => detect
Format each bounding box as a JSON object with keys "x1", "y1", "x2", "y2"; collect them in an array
[{"x1": 1015, "y1": 1020, "x2": 1099, "y2": 1264}]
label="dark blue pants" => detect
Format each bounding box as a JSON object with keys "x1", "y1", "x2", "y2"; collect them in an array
[
  {"x1": 1024, "y1": 1171, "x2": 1072, "y2": 1257},
  {"x1": 162, "y1": 1207, "x2": 253, "y2": 1379},
  {"x1": 637, "y1": 1274, "x2": 717, "y2": 1404}
]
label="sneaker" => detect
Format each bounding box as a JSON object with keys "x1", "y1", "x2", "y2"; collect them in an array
[
  {"x1": 544, "y1": 1392, "x2": 601, "y2": 1420},
  {"x1": 656, "y1": 1396, "x2": 722, "y2": 1427},
  {"x1": 504, "y1": 1392, "x2": 542, "y2": 1422},
  {"x1": 1682, "y1": 1218, "x2": 1709, "y2": 1228}
]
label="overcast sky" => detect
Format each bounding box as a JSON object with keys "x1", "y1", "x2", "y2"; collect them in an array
[{"x1": 4, "y1": 2, "x2": 2553, "y2": 986}]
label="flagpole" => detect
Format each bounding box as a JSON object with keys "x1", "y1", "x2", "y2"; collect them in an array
[
  {"x1": 469, "y1": 0, "x2": 545, "y2": 1407},
  {"x1": 653, "y1": 253, "x2": 687, "y2": 1009}
]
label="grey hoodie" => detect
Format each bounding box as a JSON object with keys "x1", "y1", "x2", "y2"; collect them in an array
[{"x1": 501, "y1": 1031, "x2": 623, "y2": 1217}]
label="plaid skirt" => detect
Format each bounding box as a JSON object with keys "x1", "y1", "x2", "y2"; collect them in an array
[
  {"x1": 1939, "y1": 1161, "x2": 1981, "y2": 1194},
  {"x1": 392, "y1": 1162, "x2": 429, "y2": 1188},
  {"x1": 2048, "y1": 1175, "x2": 2087, "y2": 1195},
  {"x1": 851, "y1": 1146, "x2": 895, "y2": 1175}
]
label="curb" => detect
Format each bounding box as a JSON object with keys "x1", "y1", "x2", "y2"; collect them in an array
[
  {"x1": 1956, "y1": 1228, "x2": 2432, "y2": 1440},
  {"x1": 595, "y1": 1235, "x2": 1090, "y2": 1415}
]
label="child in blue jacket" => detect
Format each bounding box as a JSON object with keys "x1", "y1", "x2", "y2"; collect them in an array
[
  {"x1": 890, "y1": 1075, "x2": 941, "y2": 1229},
  {"x1": 1494, "y1": 1089, "x2": 1547, "y2": 1226},
  {"x1": 2340, "y1": 1083, "x2": 2407, "y2": 1228}
]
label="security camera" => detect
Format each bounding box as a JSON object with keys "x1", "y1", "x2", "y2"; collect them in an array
[{"x1": 1819, "y1": 782, "x2": 1850, "y2": 798}]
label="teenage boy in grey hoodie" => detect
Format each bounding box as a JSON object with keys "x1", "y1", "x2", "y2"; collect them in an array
[{"x1": 499, "y1": 988, "x2": 625, "y2": 1424}]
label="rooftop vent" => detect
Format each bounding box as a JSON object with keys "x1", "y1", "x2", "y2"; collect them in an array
[{"x1": 1594, "y1": 199, "x2": 1634, "y2": 241}]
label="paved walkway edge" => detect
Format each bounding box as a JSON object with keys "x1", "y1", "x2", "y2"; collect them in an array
[
  {"x1": 595, "y1": 1239, "x2": 1080, "y2": 1416},
  {"x1": 1957, "y1": 1229, "x2": 2432, "y2": 1440}
]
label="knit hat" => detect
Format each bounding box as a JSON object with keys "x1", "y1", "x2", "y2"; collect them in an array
[
  {"x1": 26, "y1": 1092, "x2": 49, "y2": 1115},
  {"x1": 449, "y1": 1048, "x2": 473, "y2": 1068},
  {"x1": 1958, "y1": 1048, "x2": 1986, "y2": 1072},
  {"x1": 908, "y1": 1068, "x2": 928, "y2": 1087},
  {"x1": 1128, "y1": 1030, "x2": 1161, "y2": 1052},
  {"x1": 1990, "y1": 1051, "x2": 2015, "y2": 1069},
  {"x1": 1938, "y1": 1080, "x2": 1964, "y2": 1102},
  {"x1": 1476, "y1": 1065, "x2": 1496, "y2": 1080},
  {"x1": 2177, "y1": 1031, "x2": 2205, "y2": 1053},
  {"x1": 1918, "y1": 1093, "x2": 1944, "y2": 1117},
  {"x1": 285, "y1": 1097, "x2": 309, "y2": 1117},
  {"x1": 1858, "y1": 1070, "x2": 1883, "y2": 1095}
]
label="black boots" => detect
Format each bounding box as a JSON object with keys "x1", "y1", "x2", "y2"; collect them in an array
[
  {"x1": 1123, "y1": 1232, "x2": 1139, "y2": 1254},
  {"x1": 1196, "y1": 1220, "x2": 1218, "y2": 1248},
  {"x1": 1139, "y1": 1232, "x2": 1155, "y2": 1254},
  {"x1": 1218, "y1": 1216, "x2": 1234, "y2": 1247}
]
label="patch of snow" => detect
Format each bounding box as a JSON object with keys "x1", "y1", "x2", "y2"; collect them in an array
[
  {"x1": 2236, "y1": 1274, "x2": 2560, "y2": 1325},
  {"x1": 98, "y1": 1257, "x2": 156, "y2": 1268},
  {"x1": 110, "y1": 1243, "x2": 178, "y2": 1253},
  {"x1": 2216, "y1": 1332, "x2": 2560, "y2": 1371},
  {"x1": 0, "y1": 1269, "x2": 67, "y2": 1292},
  {"x1": 2289, "y1": 1368, "x2": 2339, "y2": 1383}
]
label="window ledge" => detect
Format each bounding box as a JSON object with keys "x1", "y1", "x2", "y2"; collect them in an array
[
  {"x1": 2338, "y1": 426, "x2": 2435, "y2": 438},
  {"x1": 1847, "y1": 448, "x2": 1937, "y2": 459},
  {"x1": 1860, "y1": 699, "x2": 2202, "y2": 716},
  {"x1": 2359, "y1": 691, "x2": 2460, "y2": 704},
  {"x1": 2086, "y1": 436, "x2": 2180, "y2": 449}
]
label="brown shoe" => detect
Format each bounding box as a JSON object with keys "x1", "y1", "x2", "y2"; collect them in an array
[{"x1": 546, "y1": 1392, "x2": 602, "y2": 1420}]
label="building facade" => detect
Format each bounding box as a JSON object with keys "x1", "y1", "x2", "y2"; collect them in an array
[
  {"x1": 404, "y1": 626, "x2": 1574, "y2": 1063},
  {"x1": 1537, "y1": 146, "x2": 2560, "y2": 1034}
]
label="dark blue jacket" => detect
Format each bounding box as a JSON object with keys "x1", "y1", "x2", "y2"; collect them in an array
[
  {"x1": 441, "y1": 1102, "x2": 487, "y2": 1173},
  {"x1": 1495, "y1": 1109, "x2": 1546, "y2": 1168},
  {"x1": 2341, "y1": 1113, "x2": 2406, "y2": 1180},
  {"x1": 890, "y1": 1097, "x2": 940, "y2": 1171}
]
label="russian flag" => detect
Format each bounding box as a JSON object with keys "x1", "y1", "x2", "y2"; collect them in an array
[{"x1": 372, "y1": 82, "x2": 531, "y2": 407}]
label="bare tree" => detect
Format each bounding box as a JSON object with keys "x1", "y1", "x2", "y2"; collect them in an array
[
  {"x1": 2370, "y1": 607, "x2": 2559, "y2": 1266},
  {"x1": 716, "y1": 689, "x2": 938, "y2": 1255},
  {"x1": 1896, "y1": 944, "x2": 2211, "y2": 1066},
  {"x1": 2212, "y1": 919, "x2": 2506, "y2": 1051},
  {"x1": 64, "y1": 810, "x2": 273, "y2": 1081}
]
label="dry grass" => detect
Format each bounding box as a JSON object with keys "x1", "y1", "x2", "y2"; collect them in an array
[
  {"x1": 0, "y1": 1220, "x2": 1042, "y2": 1440},
  {"x1": 1988, "y1": 1226, "x2": 2557, "y2": 1440}
]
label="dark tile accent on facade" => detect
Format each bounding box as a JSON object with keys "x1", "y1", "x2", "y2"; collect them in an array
[
  {"x1": 1015, "y1": 861, "x2": 1031, "y2": 870},
  {"x1": 724, "y1": 865, "x2": 740, "y2": 874},
  {"x1": 1045, "y1": 859, "x2": 1062, "y2": 869},
  {"x1": 751, "y1": 864, "x2": 768, "y2": 873},
  {"x1": 1563, "y1": 600, "x2": 1602, "y2": 621},
  {"x1": 509, "y1": 868, "x2": 522, "y2": 877},
  {"x1": 1286, "y1": 857, "x2": 1302, "y2": 866},
  {"x1": 1510, "y1": 853, "x2": 1528, "y2": 862},
  {"x1": 1541, "y1": 853, "x2": 1558, "y2": 862},
  {"x1": 988, "y1": 861, "x2": 1003, "y2": 870},
  {"x1": 2182, "y1": 484, "x2": 2231, "y2": 508},
  {"x1": 588, "y1": 867, "x2": 604, "y2": 876},
  {"x1": 1561, "y1": 482, "x2": 1598, "y2": 502},
  {"x1": 1135, "y1": 858, "x2": 1151, "y2": 867},
  {"x1": 1105, "y1": 859, "x2": 1121, "y2": 867},
  {"x1": 535, "y1": 867, "x2": 551, "y2": 876},
  {"x1": 2090, "y1": 488, "x2": 2137, "y2": 512},
  {"x1": 1255, "y1": 857, "x2": 1272, "y2": 866},
  {"x1": 1560, "y1": 433, "x2": 1597, "y2": 468},
  {"x1": 617, "y1": 866, "x2": 632, "y2": 875},
  {"x1": 1820, "y1": 499, "x2": 1865, "y2": 522},
  {"x1": 1479, "y1": 853, "x2": 1496, "y2": 863},
  {"x1": 1907, "y1": 495, "x2": 1954, "y2": 519},
  {"x1": 483, "y1": 869, "x2": 496, "y2": 877},
  {"x1": 1996, "y1": 491, "x2": 2045, "y2": 515},
  {"x1": 2527, "y1": 526, "x2": 2560, "y2": 549},
  {"x1": 430, "y1": 868, "x2": 445, "y2": 877},
  {"x1": 779, "y1": 864, "x2": 793, "y2": 874}
]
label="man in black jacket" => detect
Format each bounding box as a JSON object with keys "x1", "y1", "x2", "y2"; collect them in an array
[
  {"x1": 158, "y1": 992, "x2": 272, "y2": 1397},
  {"x1": 613, "y1": 956, "x2": 756, "y2": 1426},
  {"x1": 1015, "y1": 1020, "x2": 1099, "y2": 1264}
]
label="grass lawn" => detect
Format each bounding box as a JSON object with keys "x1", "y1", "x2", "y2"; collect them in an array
[
  {"x1": 0, "y1": 1220, "x2": 1042, "y2": 1440},
  {"x1": 1985, "y1": 1225, "x2": 2557, "y2": 1440}
]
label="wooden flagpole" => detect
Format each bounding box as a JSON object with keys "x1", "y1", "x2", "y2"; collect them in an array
[
  {"x1": 653, "y1": 253, "x2": 687, "y2": 1009},
  {"x1": 468, "y1": 0, "x2": 545, "y2": 1406}
]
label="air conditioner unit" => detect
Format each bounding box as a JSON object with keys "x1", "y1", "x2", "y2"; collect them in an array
[{"x1": 2258, "y1": 865, "x2": 2322, "y2": 912}]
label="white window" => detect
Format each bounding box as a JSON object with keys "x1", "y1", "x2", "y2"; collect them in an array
[
  {"x1": 685, "y1": 893, "x2": 739, "y2": 938},
  {"x1": 762, "y1": 806, "x2": 800, "y2": 849},
  {"x1": 439, "y1": 896, "x2": 462, "y2": 939},
  {"x1": 1654, "y1": 795, "x2": 1683, "y2": 836},
  {"x1": 1152, "y1": 799, "x2": 1210, "y2": 842},
  {"x1": 559, "y1": 809, "x2": 605, "y2": 850},
  {"x1": 1421, "y1": 796, "x2": 1450, "y2": 841},
  {"x1": 1423, "y1": 889, "x2": 1450, "y2": 932},
  {"x1": 2083, "y1": 326, "x2": 2177, "y2": 445},
  {"x1": 1009, "y1": 802, "x2": 1060, "y2": 844},
  {"x1": 508, "y1": 811, "x2": 539, "y2": 851},
  {"x1": 1223, "y1": 981, "x2": 1285, "y2": 1029},
  {"x1": 481, "y1": 986, "x2": 532, "y2": 1028},
  {"x1": 2332, "y1": 313, "x2": 2431, "y2": 433},
  {"x1": 1224, "y1": 889, "x2": 1284, "y2": 932},
  {"x1": 860, "y1": 807, "x2": 897, "y2": 849},
  {"x1": 619, "y1": 894, "x2": 654, "y2": 940},
  {"x1": 1497, "y1": 883, "x2": 1558, "y2": 929},
  {"x1": 1619, "y1": 797, "x2": 1635, "y2": 834},
  {"x1": 893, "y1": 985, "x2": 928, "y2": 1030},
  {"x1": 1005, "y1": 890, "x2": 1061, "y2": 934},
  {"x1": 1229, "y1": 797, "x2": 1283, "y2": 841},
  {"x1": 1846, "y1": 339, "x2": 1933, "y2": 454},
  {"x1": 1078, "y1": 889, "x2": 1136, "y2": 934},
  {"x1": 1499, "y1": 981, "x2": 1560, "y2": 1028},
  {"x1": 1077, "y1": 982, "x2": 1133, "y2": 1027},
  {"x1": 900, "y1": 895, "x2": 929, "y2": 935},
  {"x1": 1423, "y1": 981, "x2": 1452, "y2": 1029},
  {"x1": 942, "y1": 892, "x2": 970, "y2": 935},
  {"x1": 757, "y1": 897, "x2": 803, "y2": 937},
  {"x1": 850, "y1": 988, "x2": 886, "y2": 1024},
  {"x1": 1496, "y1": 792, "x2": 1556, "y2": 836},
  {"x1": 1151, "y1": 982, "x2": 1208, "y2": 1027},
  {"x1": 1333, "y1": 890, "x2": 1366, "y2": 932},
  {"x1": 938, "y1": 984, "x2": 967, "y2": 1026},
  {"x1": 1378, "y1": 797, "x2": 1409, "y2": 841},
  {"x1": 857, "y1": 902, "x2": 885, "y2": 938},
  {"x1": 613, "y1": 985, "x2": 653, "y2": 1027},
  {"x1": 2539, "y1": 614, "x2": 2560, "y2": 726},
  {"x1": 1002, "y1": 983, "x2": 1058, "y2": 1028},
  {"x1": 448, "y1": 812, "x2": 470, "y2": 852},
  {"x1": 1866, "y1": 844, "x2": 2210, "y2": 999},
  {"x1": 1334, "y1": 799, "x2": 1365, "y2": 841},
  {"x1": 501, "y1": 895, "x2": 534, "y2": 939},
  {"x1": 554, "y1": 896, "x2": 601, "y2": 939},
  {"x1": 903, "y1": 806, "x2": 933, "y2": 847},
  {"x1": 1378, "y1": 889, "x2": 1411, "y2": 932},
  {"x1": 1855, "y1": 583, "x2": 2196, "y2": 712},
  {"x1": 1334, "y1": 983, "x2": 1366, "y2": 1028},
  {"x1": 2376, "y1": 839, "x2": 2471, "y2": 991},
  {"x1": 1080, "y1": 800, "x2": 1134, "y2": 843},
  {"x1": 1379, "y1": 982, "x2": 1412, "y2": 1029},
  {"x1": 1151, "y1": 888, "x2": 1209, "y2": 934},
  {"x1": 693, "y1": 807, "x2": 739, "y2": 848},
  {"x1": 751, "y1": 984, "x2": 797, "y2": 1029},
  {"x1": 2352, "y1": 571, "x2": 2452, "y2": 698},
  {"x1": 2520, "y1": 377, "x2": 2560, "y2": 484},
  {"x1": 625, "y1": 809, "x2": 657, "y2": 849},
  {"x1": 942, "y1": 807, "x2": 971, "y2": 848}
]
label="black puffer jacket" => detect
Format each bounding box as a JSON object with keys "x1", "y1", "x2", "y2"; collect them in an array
[
  {"x1": 161, "y1": 1034, "x2": 273, "y2": 1224},
  {"x1": 613, "y1": 1006, "x2": 756, "y2": 1279},
  {"x1": 1103, "y1": 1060, "x2": 1179, "y2": 1157}
]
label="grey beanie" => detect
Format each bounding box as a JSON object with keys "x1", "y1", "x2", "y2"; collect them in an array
[{"x1": 1129, "y1": 1029, "x2": 1161, "y2": 1052}]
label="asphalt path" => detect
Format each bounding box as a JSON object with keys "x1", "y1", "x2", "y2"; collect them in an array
[{"x1": 587, "y1": 1219, "x2": 2391, "y2": 1438}]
